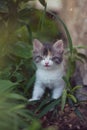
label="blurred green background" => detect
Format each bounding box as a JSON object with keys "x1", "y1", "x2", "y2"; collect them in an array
[{"x1": 0, "y1": 0, "x2": 62, "y2": 130}]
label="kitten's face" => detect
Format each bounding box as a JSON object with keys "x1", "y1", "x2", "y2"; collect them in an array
[{"x1": 33, "y1": 39, "x2": 64, "y2": 70}]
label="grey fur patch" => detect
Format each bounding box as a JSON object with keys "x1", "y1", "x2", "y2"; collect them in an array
[{"x1": 33, "y1": 42, "x2": 63, "y2": 64}]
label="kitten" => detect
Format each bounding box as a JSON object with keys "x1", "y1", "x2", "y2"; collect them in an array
[{"x1": 29, "y1": 39, "x2": 65, "y2": 101}]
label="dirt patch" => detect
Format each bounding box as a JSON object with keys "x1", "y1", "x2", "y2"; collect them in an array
[{"x1": 41, "y1": 102, "x2": 87, "y2": 130}]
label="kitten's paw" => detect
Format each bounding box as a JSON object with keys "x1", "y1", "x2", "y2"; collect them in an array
[
  {"x1": 28, "y1": 98, "x2": 34, "y2": 102},
  {"x1": 28, "y1": 98, "x2": 39, "y2": 102}
]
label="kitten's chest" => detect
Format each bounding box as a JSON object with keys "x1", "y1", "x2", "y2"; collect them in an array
[{"x1": 36, "y1": 69, "x2": 64, "y2": 85}]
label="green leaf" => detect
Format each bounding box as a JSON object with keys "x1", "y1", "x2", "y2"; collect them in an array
[
  {"x1": 62, "y1": 76, "x2": 68, "y2": 84},
  {"x1": 75, "y1": 45, "x2": 87, "y2": 49},
  {"x1": 29, "y1": 120, "x2": 41, "y2": 130},
  {"x1": 25, "y1": 74, "x2": 35, "y2": 93},
  {"x1": 26, "y1": 23, "x2": 33, "y2": 44},
  {"x1": 38, "y1": 0, "x2": 47, "y2": 31},
  {"x1": 67, "y1": 59, "x2": 76, "y2": 77},
  {"x1": 61, "y1": 89, "x2": 67, "y2": 111},
  {"x1": 0, "y1": 79, "x2": 17, "y2": 92},
  {"x1": 68, "y1": 99, "x2": 84, "y2": 120},
  {"x1": 13, "y1": 72, "x2": 25, "y2": 82},
  {"x1": 19, "y1": 21, "x2": 33, "y2": 44},
  {"x1": 9, "y1": 104, "x2": 25, "y2": 112},
  {"x1": 74, "y1": 108, "x2": 84, "y2": 120},
  {"x1": 77, "y1": 53, "x2": 87, "y2": 61},
  {"x1": 47, "y1": 11, "x2": 73, "y2": 55},
  {"x1": 68, "y1": 94, "x2": 77, "y2": 103},
  {"x1": 38, "y1": 99, "x2": 60, "y2": 118},
  {"x1": 8, "y1": 93, "x2": 27, "y2": 101},
  {"x1": 75, "y1": 55, "x2": 85, "y2": 63},
  {"x1": 62, "y1": 76, "x2": 71, "y2": 89},
  {"x1": 39, "y1": 0, "x2": 47, "y2": 7},
  {"x1": 71, "y1": 85, "x2": 82, "y2": 93},
  {"x1": 10, "y1": 41, "x2": 32, "y2": 59},
  {"x1": 35, "y1": 97, "x2": 50, "y2": 113}
]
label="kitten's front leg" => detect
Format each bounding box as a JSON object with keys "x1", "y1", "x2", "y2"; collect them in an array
[
  {"x1": 52, "y1": 86, "x2": 64, "y2": 99},
  {"x1": 29, "y1": 81, "x2": 45, "y2": 101}
]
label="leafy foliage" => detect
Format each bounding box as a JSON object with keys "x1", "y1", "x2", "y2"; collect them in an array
[
  {"x1": 0, "y1": 79, "x2": 31, "y2": 130},
  {"x1": 0, "y1": 0, "x2": 63, "y2": 129},
  {"x1": 0, "y1": 0, "x2": 87, "y2": 129}
]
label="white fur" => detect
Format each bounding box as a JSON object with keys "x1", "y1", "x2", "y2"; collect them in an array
[
  {"x1": 29, "y1": 61, "x2": 65, "y2": 101},
  {"x1": 41, "y1": 56, "x2": 53, "y2": 66}
]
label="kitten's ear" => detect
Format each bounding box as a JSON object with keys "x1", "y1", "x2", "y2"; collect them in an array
[
  {"x1": 53, "y1": 40, "x2": 64, "y2": 53},
  {"x1": 33, "y1": 39, "x2": 43, "y2": 52}
]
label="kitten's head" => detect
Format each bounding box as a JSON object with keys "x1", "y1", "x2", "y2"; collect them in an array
[{"x1": 33, "y1": 39, "x2": 64, "y2": 70}]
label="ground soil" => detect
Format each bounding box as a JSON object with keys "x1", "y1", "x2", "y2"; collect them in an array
[
  {"x1": 41, "y1": 102, "x2": 87, "y2": 130},
  {"x1": 27, "y1": 101, "x2": 87, "y2": 130}
]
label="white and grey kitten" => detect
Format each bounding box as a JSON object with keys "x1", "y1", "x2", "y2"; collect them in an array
[{"x1": 29, "y1": 39, "x2": 65, "y2": 101}]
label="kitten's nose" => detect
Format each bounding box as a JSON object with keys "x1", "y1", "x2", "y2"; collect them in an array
[{"x1": 45, "y1": 62, "x2": 49, "y2": 66}]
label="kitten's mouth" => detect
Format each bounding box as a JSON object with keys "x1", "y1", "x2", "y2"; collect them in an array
[{"x1": 44, "y1": 64, "x2": 50, "y2": 67}]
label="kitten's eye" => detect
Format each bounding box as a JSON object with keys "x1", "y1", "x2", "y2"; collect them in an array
[
  {"x1": 34, "y1": 56, "x2": 42, "y2": 63},
  {"x1": 52, "y1": 56, "x2": 62, "y2": 64}
]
